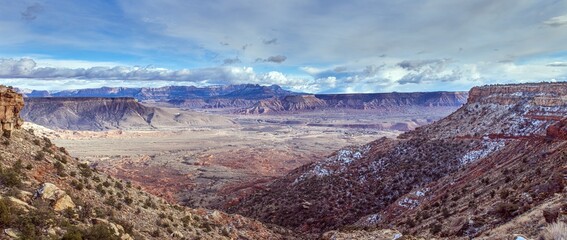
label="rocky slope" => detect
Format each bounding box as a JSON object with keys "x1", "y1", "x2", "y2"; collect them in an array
[
  {"x1": 21, "y1": 97, "x2": 234, "y2": 131},
  {"x1": 0, "y1": 85, "x2": 295, "y2": 239},
  {"x1": 242, "y1": 91, "x2": 468, "y2": 114},
  {"x1": 226, "y1": 82, "x2": 567, "y2": 239}
]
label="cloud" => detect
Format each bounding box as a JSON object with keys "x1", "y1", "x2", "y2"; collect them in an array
[
  {"x1": 263, "y1": 38, "x2": 277, "y2": 45},
  {"x1": 397, "y1": 59, "x2": 449, "y2": 70},
  {"x1": 0, "y1": 58, "x2": 252, "y2": 83},
  {"x1": 256, "y1": 55, "x2": 287, "y2": 63},
  {"x1": 0, "y1": 57, "x2": 319, "y2": 91},
  {"x1": 0, "y1": 58, "x2": 38, "y2": 77},
  {"x1": 21, "y1": 3, "x2": 44, "y2": 21},
  {"x1": 2, "y1": 0, "x2": 567, "y2": 94},
  {"x1": 222, "y1": 57, "x2": 241, "y2": 65},
  {"x1": 546, "y1": 62, "x2": 567, "y2": 67},
  {"x1": 543, "y1": 15, "x2": 567, "y2": 27},
  {"x1": 3, "y1": 57, "x2": 567, "y2": 93}
]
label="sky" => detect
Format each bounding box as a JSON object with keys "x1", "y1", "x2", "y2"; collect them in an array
[{"x1": 0, "y1": 0, "x2": 567, "y2": 93}]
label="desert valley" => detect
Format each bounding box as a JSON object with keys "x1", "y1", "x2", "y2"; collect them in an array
[
  {"x1": 1, "y1": 1, "x2": 567, "y2": 239},
  {"x1": 0, "y1": 82, "x2": 565, "y2": 239}
]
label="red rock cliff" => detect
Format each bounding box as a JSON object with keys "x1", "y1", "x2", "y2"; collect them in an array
[
  {"x1": 0, "y1": 86, "x2": 24, "y2": 137},
  {"x1": 467, "y1": 82, "x2": 567, "y2": 106}
]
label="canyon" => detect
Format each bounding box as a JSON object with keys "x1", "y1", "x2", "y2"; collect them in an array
[
  {"x1": 19, "y1": 87, "x2": 465, "y2": 209},
  {"x1": 2, "y1": 82, "x2": 565, "y2": 239}
]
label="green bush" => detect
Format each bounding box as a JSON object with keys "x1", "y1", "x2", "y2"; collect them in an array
[
  {"x1": 79, "y1": 163, "x2": 93, "y2": 178},
  {"x1": 83, "y1": 224, "x2": 120, "y2": 240},
  {"x1": 61, "y1": 226, "x2": 83, "y2": 240},
  {"x1": 96, "y1": 184, "x2": 106, "y2": 195},
  {"x1": 430, "y1": 222, "x2": 442, "y2": 234},
  {"x1": 54, "y1": 161, "x2": 66, "y2": 176},
  {"x1": 494, "y1": 202, "x2": 519, "y2": 219},
  {"x1": 0, "y1": 197, "x2": 14, "y2": 226},
  {"x1": 114, "y1": 181, "x2": 123, "y2": 190},
  {"x1": 34, "y1": 151, "x2": 45, "y2": 161},
  {"x1": 0, "y1": 166, "x2": 23, "y2": 188}
]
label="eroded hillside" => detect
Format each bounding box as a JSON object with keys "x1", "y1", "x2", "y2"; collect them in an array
[
  {"x1": 226, "y1": 82, "x2": 567, "y2": 239},
  {"x1": 21, "y1": 97, "x2": 234, "y2": 131}
]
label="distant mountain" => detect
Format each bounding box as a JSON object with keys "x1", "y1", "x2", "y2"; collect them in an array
[
  {"x1": 20, "y1": 84, "x2": 299, "y2": 102},
  {"x1": 19, "y1": 85, "x2": 472, "y2": 112},
  {"x1": 21, "y1": 97, "x2": 234, "y2": 130},
  {"x1": 242, "y1": 91, "x2": 468, "y2": 114},
  {"x1": 226, "y1": 82, "x2": 567, "y2": 239}
]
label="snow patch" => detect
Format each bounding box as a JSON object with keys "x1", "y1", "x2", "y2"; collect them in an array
[
  {"x1": 398, "y1": 197, "x2": 419, "y2": 209},
  {"x1": 459, "y1": 140, "x2": 505, "y2": 165},
  {"x1": 292, "y1": 145, "x2": 370, "y2": 185}
]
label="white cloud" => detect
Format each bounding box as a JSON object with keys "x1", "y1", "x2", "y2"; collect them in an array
[
  {"x1": 6, "y1": 57, "x2": 567, "y2": 93},
  {"x1": 543, "y1": 15, "x2": 567, "y2": 27}
]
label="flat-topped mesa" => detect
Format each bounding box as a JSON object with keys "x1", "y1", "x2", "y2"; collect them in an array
[
  {"x1": 467, "y1": 82, "x2": 567, "y2": 106},
  {"x1": 0, "y1": 86, "x2": 25, "y2": 137}
]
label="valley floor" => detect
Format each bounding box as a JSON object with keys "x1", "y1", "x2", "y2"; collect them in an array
[{"x1": 39, "y1": 108, "x2": 453, "y2": 209}]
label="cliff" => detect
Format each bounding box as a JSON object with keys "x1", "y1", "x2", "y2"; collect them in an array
[
  {"x1": 226, "y1": 82, "x2": 567, "y2": 239},
  {"x1": 21, "y1": 97, "x2": 234, "y2": 131},
  {"x1": 467, "y1": 83, "x2": 567, "y2": 106},
  {"x1": 243, "y1": 95, "x2": 328, "y2": 114},
  {"x1": 242, "y1": 91, "x2": 468, "y2": 114},
  {"x1": 0, "y1": 85, "x2": 24, "y2": 137},
  {"x1": 405, "y1": 82, "x2": 567, "y2": 139}
]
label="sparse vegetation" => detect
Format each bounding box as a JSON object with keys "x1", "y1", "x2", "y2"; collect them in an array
[
  {"x1": 0, "y1": 164, "x2": 23, "y2": 188},
  {"x1": 542, "y1": 221, "x2": 567, "y2": 240}
]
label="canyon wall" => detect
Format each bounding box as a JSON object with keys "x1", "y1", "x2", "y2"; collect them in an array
[
  {"x1": 243, "y1": 91, "x2": 468, "y2": 114},
  {"x1": 467, "y1": 83, "x2": 567, "y2": 106}
]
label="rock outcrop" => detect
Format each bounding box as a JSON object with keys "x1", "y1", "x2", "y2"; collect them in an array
[
  {"x1": 0, "y1": 85, "x2": 24, "y2": 137},
  {"x1": 34, "y1": 183, "x2": 76, "y2": 211}
]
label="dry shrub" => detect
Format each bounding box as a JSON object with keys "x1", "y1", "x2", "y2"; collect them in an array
[{"x1": 542, "y1": 221, "x2": 567, "y2": 240}]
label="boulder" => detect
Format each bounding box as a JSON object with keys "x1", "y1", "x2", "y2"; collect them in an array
[
  {"x1": 35, "y1": 183, "x2": 66, "y2": 200},
  {"x1": 52, "y1": 195, "x2": 76, "y2": 211},
  {"x1": 4, "y1": 228, "x2": 19, "y2": 238},
  {"x1": 34, "y1": 183, "x2": 75, "y2": 211}
]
